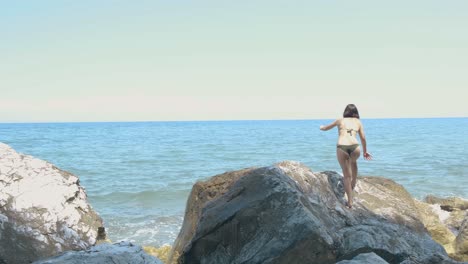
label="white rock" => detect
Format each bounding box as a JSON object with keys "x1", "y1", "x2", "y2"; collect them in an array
[{"x1": 0, "y1": 142, "x2": 103, "y2": 264}]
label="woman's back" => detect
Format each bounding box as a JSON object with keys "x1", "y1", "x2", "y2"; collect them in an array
[{"x1": 337, "y1": 118, "x2": 361, "y2": 145}]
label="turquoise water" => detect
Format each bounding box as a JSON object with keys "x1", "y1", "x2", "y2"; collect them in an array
[{"x1": 1, "y1": 118, "x2": 466, "y2": 246}]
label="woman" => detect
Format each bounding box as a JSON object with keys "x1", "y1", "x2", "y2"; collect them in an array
[{"x1": 320, "y1": 104, "x2": 372, "y2": 208}]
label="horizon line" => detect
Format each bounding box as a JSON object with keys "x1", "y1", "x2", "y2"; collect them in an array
[{"x1": 0, "y1": 116, "x2": 465, "y2": 124}]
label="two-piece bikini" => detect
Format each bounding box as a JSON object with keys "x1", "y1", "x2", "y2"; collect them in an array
[{"x1": 336, "y1": 128, "x2": 359, "y2": 155}]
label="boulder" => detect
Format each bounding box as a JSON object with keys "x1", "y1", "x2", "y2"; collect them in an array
[
  {"x1": 168, "y1": 161, "x2": 461, "y2": 264},
  {"x1": 414, "y1": 200, "x2": 456, "y2": 254},
  {"x1": 417, "y1": 195, "x2": 468, "y2": 261},
  {"x1": 33, "y1": 241, "x2": 163, "y2": 264},
  {"x1": 0, "y1": 143, "x2": 103, "y2": 264},
  {"x1": 422, "y1": 195, "x2": 467, "y2": 235},
  {"x1": 336, "y1": 252, "x2": 389, "y2": 264},
  {"x1": 424, "y1": 195, "x2": 468, "y2": 211}
]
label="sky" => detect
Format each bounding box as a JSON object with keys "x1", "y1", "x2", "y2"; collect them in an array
[{"x1": 1, "y1": 1, "x2": 467, "y2": 122}]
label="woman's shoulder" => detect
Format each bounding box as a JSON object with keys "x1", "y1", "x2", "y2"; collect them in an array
[{"x1": 355, "y1": 118, "x2": 363, "y2": 129}]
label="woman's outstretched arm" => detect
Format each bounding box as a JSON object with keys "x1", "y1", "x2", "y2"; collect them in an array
[{"x1": 320, "y1": 119, "x2": 339, "y2": 131}]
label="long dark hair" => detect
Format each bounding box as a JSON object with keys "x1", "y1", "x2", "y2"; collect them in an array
[{"x1": 343, "y1": 104, "x2": 360, "y2": 119}]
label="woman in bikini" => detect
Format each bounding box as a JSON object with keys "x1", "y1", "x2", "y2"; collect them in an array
[{"x1": 320, "y1": 104, "x2": 372, "y2": 208}]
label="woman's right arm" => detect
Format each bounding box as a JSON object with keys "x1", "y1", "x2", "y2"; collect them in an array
[
  {"x1": 320, "y1": 119, "x2": 339, "y2": 131},
  {"x1": 358, "y1": 121, "x2": 372, "y2": 160}
]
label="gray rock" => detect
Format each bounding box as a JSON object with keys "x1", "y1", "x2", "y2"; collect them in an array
[
  {"x1": 33, "y1": 241, "x2": 163, "y2": 264},
  {"x1": 0, "y1": 143, "x2": 103, "y2": 264},
  {"x1": 168, "y1": 161, "x2": 461, "y2": 264},
  {"x1": 399, "y1": 254, "x2": 465, "y2": 264},
  {"x1": 336, "y1": 252, "x2": 389, "y2": 264}
]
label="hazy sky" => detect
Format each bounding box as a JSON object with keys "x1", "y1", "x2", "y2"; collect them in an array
[{"x1": 1, "y1": 1, "x2": 467, "y2": 122}]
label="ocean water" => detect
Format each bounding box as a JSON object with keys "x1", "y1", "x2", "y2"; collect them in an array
[{"x1": 0, "y1": 118, "x2": 466, "y2": 247}]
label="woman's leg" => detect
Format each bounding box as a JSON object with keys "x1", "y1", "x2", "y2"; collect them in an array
[
  {"x1": 350, "y1": 146, "x2": 361, "y2": 190},
  {"x1": 337, "y1": 148, "x2": 353, "y2": 208}
]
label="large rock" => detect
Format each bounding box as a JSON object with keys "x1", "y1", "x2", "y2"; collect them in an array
[
  {"x1": 0, "y1": 143, "x2": 103, "y2": 264},
  {"x1": 33, "y1": 241, "x2": 163, "y2": 264},
  {"x1": 168, "y1": 161, "x2": 461, "y2": 264}
]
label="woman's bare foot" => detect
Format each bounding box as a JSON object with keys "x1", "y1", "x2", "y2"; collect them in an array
[{"x1": 345, "y1": 201, "x2": 353, "y2": 209}]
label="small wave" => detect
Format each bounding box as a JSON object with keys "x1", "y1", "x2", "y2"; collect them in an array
[{"x1": 105, "y1": 214, "x2": 183, "y2": 247}]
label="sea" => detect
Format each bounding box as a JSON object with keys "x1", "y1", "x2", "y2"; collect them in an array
[{"x1": 0, "y1": 118, "x2": 466, "y2": 247}]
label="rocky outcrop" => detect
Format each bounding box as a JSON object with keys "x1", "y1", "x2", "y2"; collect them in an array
[
  {"x1": 0, "y1": 143, "x2": 103, "y2": 264},
  {"x1": 33, "y1": 241, "x2": 163, "y2": 264},
  {"x1": 168, "y1": 161, "x2": 462, "y2": 264},
  {"x1": 414, "y1": 200, "x2": 457, "y2": 254},
  {"x1": 417, "y1": 195, "x2": 468, "y2": 261}
]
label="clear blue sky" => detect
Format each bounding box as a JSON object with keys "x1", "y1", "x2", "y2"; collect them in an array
[{"x1": 1, "y1": 1, "x2": 467, "y2": 122}]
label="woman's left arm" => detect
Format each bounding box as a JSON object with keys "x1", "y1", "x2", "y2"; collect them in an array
[
  {"x1": 358, "y1": 120, "x2": 373, "y2": 160},
  {"x1": 320, "y1": 119, "x2": 339, "y2": 131}
]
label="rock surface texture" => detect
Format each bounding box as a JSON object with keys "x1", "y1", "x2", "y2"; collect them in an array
[
  {"x1": 0, "y1": 143, "x2": 103, "y2": 264},
  {"x1": 414, "y1": 200, "x2": 457, "y2": 254},
  {"x1": 33, "y1": 241, "x2": 163, "y2": 264},
  {"x1": 168, "y1": 161, "x2": 464, "y2": 264},
  {"x1": 420, "y1": 195, "x2": 468, "y2": 261}
]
